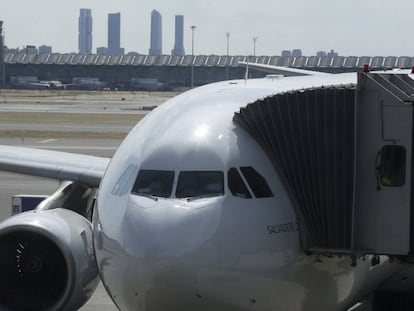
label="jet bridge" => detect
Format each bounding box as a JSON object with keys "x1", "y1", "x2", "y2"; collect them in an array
[{"x1": 234, "y1": 71, "x2": 414, "y2": 257}]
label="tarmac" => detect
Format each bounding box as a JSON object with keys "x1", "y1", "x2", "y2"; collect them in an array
[{"x1": 0, "y1": 89, "x2": 174, "y2": 311}]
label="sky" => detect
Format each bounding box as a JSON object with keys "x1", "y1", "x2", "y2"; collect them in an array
[{"x1": 0, "y1": 0, "x2": 413, "y2": 57}]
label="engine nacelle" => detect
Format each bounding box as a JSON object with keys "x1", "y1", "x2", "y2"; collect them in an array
[{"x1": 0, "y1": 208, "x2": 99, "y2": 311}]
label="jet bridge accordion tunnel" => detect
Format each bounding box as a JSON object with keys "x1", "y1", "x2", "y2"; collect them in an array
[{"x1": 234, "y1": 72, "x2": 414, "y2": 257}]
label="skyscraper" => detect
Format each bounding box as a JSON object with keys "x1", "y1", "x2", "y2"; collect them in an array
[
  {"x1": 108, "y1": 13, "x2": 124, "y2": 55},
  {"x1": 39, "y1": 45, "x2": 52, "y2": 54},
  {"x1": 0, "y1": 21, "x2": 4, "y2": 87},
  {"x1": 78, "y1": 9, "x2": 92, "y2": 54},
  {"x1": 171, "y1": 15, "x2": 185, "y2": 56},
  {"x1": 149, "y1": 10, "x2": 162, "y2": 56}
]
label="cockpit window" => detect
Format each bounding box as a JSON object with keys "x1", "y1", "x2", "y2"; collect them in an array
[
  {"x1": 131, "y1": 170, "x2": 175, "y2": 198},
  {"x1": 176, "y1": 171, "x2": 224, "y2": 199},
  {"x1": 228, "y1": 168, "x2": 252, "y2": 199},
  {"x1": 112, "y1": 164, "x2": 138, "y2": 196},
  {"x1": 240, "y1": 166, "x2": 273, "y2": 198}
]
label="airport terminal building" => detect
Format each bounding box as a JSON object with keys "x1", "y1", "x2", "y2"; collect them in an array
[{"x1": 3, "y1": 52, "x2": 414, "y2": 90}]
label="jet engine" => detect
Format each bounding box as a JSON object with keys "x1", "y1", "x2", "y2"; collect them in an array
[{"x1": 0, "y1": 208, "x2": 99, "y2": 311}]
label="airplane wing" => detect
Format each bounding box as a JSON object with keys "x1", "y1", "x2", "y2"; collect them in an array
[
  {"x1": 29, "y1": 82, "x2": 49, "y2": 86},
  {"x1": 238, "y1": 61, "x2": 331, "y2": 76},
  {"x1": 0, "y1": 145, "x2": 110, "y2": 187}
]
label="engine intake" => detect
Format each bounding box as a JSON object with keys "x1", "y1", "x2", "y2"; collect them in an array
[{"x1": 0, "y1": 208, "x2": 99, "y2": 311}]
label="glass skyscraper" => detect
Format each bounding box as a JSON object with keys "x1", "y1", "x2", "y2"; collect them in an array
[
  {"x1": 149, "y1": 10, "x2": 162, "y2": 56},
  {"x1": 108, "y1": 13, "x2": 123, "y2": 55},
  {"x1": 171, "y1": 15, "x2": 185, "y2": 56},
  {"x1": 0, "y1": 21, "x2": 4, "y2": 86},
  {"x1": 78, "y1": 9, "x2": 92, "y2": 54}
]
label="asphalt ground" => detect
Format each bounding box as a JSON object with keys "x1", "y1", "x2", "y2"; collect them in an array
[{"x1": 0, "y1": 89, "x2": 174, "y2": 311}]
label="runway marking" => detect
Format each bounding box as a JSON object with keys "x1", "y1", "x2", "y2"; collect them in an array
[
  {"x1": 22, "y1": 145, "x2": 117, "y2": 150},
  {"x1": 45, "y1": 146, "x2": 117, "y2": 150},
  {"x1": 38, "y1": 138, "x2": 58, "y2": 143}
]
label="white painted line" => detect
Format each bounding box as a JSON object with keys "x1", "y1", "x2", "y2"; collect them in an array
[{"x1": 38, "y1": 139, "x2": 58, "y2": 143}]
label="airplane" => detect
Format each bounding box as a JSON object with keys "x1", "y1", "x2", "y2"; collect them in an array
[
  {"x1": 0, "y1": 64, "x2": 413, "y2": 311},
  {"x1": 30, "y1": 80, "x2": 76, "y2": 89}
]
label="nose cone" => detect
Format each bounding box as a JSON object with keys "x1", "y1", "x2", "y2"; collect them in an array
[
  {"x1": 97, "y1": 194, "x2": 224, "y2": 310},
  {"x1": 123, "y1": 195, "x2": 222, "y2": 259}
]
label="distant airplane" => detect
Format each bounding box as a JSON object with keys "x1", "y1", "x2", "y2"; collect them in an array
[
  {"x1": 30, "y1": 80, "x2": 76, "y2": 89},
  {"x1": 0, "y1": 65, "x2": 413, "y2": 311}
]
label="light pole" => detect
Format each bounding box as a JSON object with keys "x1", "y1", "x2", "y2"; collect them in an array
[
  {"x1": 253, "y1": 36, "x2": 258, "y2": 57},
  {"x1": 191, "y1": 25, "x2": 196, "y2": 88},
  {"x1": 226, "y1": 32, "x2": 230, "y2": 80}
]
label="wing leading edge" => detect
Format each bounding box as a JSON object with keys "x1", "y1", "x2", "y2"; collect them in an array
[
  {"x1": 0, "y1": 145, "x2": 110, "y2": 187},
  {"x1": 238, "y1": 61, "x2": 331, "y2": 76}
]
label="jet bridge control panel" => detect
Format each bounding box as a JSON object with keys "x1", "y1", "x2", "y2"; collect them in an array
[{"x1": 234, "y1": 71, "x2": 414, "y2": 257}]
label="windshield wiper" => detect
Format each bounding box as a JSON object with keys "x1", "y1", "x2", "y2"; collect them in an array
[
  {"x1": 185, "y1": 193, "x2": 223, "y2": 202},
  {"x1": 132, "y1": 192, "x2": 159, "y2": 201}
]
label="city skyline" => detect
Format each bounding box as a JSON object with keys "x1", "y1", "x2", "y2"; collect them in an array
[{"x1": 1, "y1": 0, "x2": 414, "y2": 56}]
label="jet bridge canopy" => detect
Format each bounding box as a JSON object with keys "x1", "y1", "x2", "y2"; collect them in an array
[
  {"x1": 234, "y1": 72, "x2": 414, "y2": 256},
  {"x1": 234, "y1": 86, "x2": 356, "y2": 250}
]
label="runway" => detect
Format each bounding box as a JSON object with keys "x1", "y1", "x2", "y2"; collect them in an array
[
  {"x1": 0, "y1": 90, "x2": 174, "y2": 311},
  {"x1": 0, "y1": 120, "x2": 132, "y2": 133},
  {"x1": 0, "y1": 89, "x2": 175, "y2": 114}
]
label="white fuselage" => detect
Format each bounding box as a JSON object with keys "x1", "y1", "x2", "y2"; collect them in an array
[
  {"x1": 93, "y1": 74, "x2": 400, "y2": 310},
  {"x1": 37, "y1": 80, "x2": 65, "y2": 88}
]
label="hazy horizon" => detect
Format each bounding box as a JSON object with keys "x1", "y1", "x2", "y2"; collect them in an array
[{"x1": 1, "y1": 0, "x2": 414, "y2": 57}]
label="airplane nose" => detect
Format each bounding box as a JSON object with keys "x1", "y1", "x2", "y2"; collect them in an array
[
  {"x1": 122, "y1": 195, "x2": 222, "y2": 259},
  {"x1": 97, "y1": 195, "x2": 225, "y2": 310}
]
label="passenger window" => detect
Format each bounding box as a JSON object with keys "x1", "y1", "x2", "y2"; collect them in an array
[
  {"x1": 176, "y1": 171, "x2": 224, "y2": 199},
  {"x1": 380, "y1": 145, "x2": 406, "y2": 187},
  {"x1": 240, "y1": 167, "x2": 273, "y2": 198},
  {"x1": 228, "y1": 168, "x2": 252, "y2": 198},
  {"x1": 131, "y1": 170, "x2": 174, "y2": 198}
]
